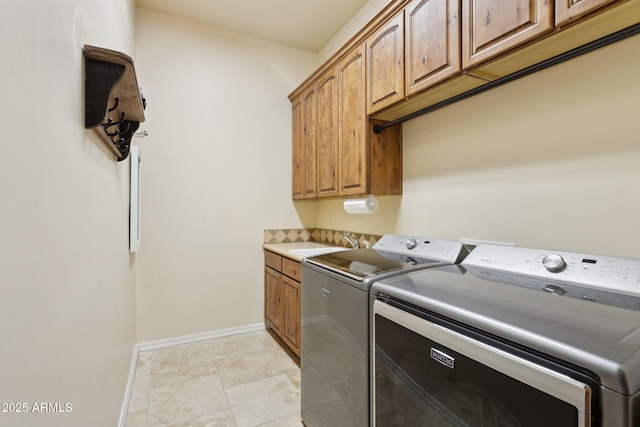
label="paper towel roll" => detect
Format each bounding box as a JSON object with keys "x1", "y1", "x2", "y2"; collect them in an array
[{"x1": 343, "y1": 195, "x2": 378, "y2": 214}]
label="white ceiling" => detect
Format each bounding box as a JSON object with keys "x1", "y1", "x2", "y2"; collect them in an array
[{"x1": 135, "y1": 0, "x2": 370, "y2": 52}]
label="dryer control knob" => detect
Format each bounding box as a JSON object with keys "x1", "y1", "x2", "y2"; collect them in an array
[
  {"x1": 543, "y1": 254, "x2": 566, "y2": 272},
  {"x1": 405, "y1": 239, "x2": 417, "y2": 250}
]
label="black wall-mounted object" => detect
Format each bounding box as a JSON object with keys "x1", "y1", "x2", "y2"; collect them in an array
[{"x1": 84, "y1": 45, "x2": 146, "y2": 161}]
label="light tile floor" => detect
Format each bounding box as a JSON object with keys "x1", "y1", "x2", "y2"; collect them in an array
[{"x1": 125, "y1": 330, "x2": 303, "y2": 427}]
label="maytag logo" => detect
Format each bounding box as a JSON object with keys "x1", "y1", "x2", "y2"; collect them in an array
[{"x1": 431, "y1": 348, "x2": 455, "y2": 369}]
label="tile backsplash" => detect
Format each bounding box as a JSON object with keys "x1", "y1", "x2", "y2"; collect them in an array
[{"x1": 264, "y1": 228, "x2": 382, "y2": 248}]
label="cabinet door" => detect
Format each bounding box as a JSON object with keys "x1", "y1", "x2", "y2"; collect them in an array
[
  {"x1": 405, "y1": 0, "x2": 461, "y2": 96},
  {"x1": 338, "y1": 45, "x2": 367, "y2": 196},
  {"x1": 316, "y1": 68, "x2": 339, "y2": 198},
  {"x1": 556, "y1": 0, "x2": 617, "y2": 26},
  {"x1": 291, "y1": 97, "x2": 304, "y2": 200},
  {"x1": 264, "y1": 267, "x2": 282, "y2": 336},
  {"x1": 366, "y1": 13, "x2": 405, "y2": 115},
  {"x1": 282, "y1": 276, "x2": 301, "y2": 356},
  {"x1": 462, "y1": 0, "x2": 552, "y2": 68},
  {"x1": 302, "y1": 87, "x2": 317, "y2": 199}
]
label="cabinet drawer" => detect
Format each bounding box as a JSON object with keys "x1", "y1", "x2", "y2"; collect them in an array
[
  {"x1": 264, "y1": 250, "x2": 282, "y2": 271},
  {"x1": 282, "y1": 258, "x2": 301, "y2": 281}
]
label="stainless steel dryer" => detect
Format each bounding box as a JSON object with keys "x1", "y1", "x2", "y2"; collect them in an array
[
  {"x1": 370, "y1": 244, "x2": 640, "y2": 427},
  {"x1": 300, "y1": 234, "x2": 468, "y2": 427}
]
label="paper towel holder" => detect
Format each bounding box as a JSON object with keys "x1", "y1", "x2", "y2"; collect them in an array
[{"x1": 343, "y1": 195, "x2": 378, "y2": 214}]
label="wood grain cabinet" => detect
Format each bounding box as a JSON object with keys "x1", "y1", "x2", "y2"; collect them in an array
[
  {"x1": 366, "y1": 13, "x2": 405, "y2": 115},
  {"x1": 556, "y1": 0, "x2": 620, "y2": 26},
  {"x1": 405, "y1": 0, "x2": 462, "y2": 96},
  {"x1": 264, "y1": 265, "x2": 282, "y2": 335},
  {"x1": 291, "y1": 0, "x2": 635, "y2": 196},
  {"x1": 302, "y1": 88, "x2": 317, "y2": 199},
  {"x1": 264, "y1": 250, "x2": 301, "y2": 356},
  {"x1": 366, "y1": 0, "x2": 462, "y2": 116},
  {"x1": 291, "y1": 44, "x2": 402, "y2": 199},
  {"x1": 462, "y1": 0, "x2": 553, "y2": 68},
  {"x1": 281, "y1": 276, "x2": 301, "y2": 353},
  {"x1": 291, "y1": 97, "x2": 304, "y2": 200},
  {"x1": 339, "y1": 45, "x2": 403, "y2": 197},
  {"x1": 291, "y1": 87, "x2": 317, "y2": 200},
  {"x1": 337, "y1": 45, "x2": 368, "y2": 195},
  {"x1": 316, "y1": 67, "x2": 340, "y2": 198}
]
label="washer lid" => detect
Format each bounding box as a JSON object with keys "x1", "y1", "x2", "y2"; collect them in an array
[
  {"x1": 303, "y1": 235, "x2": 467, "y2": 281},
  {"x1": 304, "y1": 248, "x2": 446, "y2": 281}
]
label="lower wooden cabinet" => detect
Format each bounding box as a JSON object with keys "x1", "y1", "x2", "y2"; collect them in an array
[
  {"x1": 264, "y1": 266, "x2": 282, "y2": 336},
  {"x1": 264, "y1": 250, "x2": 301, "y2": 357},
  {"x1": 281, "y1": 276, "x2": 301, "y2": 353}
]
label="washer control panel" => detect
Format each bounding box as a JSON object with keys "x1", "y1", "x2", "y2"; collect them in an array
[
  {"x1": 373, "y1": 234, "x2": 467, "y2": 264},
  {"x1": 463, "y1": 244, "x2": 640, "y2": 309}
]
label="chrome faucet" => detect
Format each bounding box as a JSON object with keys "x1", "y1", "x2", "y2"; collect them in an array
[{"x1": 340, "y1": 232, "x2": 360, "y2": 249}]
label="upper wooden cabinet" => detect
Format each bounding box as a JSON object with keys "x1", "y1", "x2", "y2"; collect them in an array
[
  {"x1": 462, "y1": 0, "x2": 553, "y2": 68},
  {"x1": 316, "y1": 67, "x2": 339, "y2": 198},
  {"x1": 302, "y1": 87, "x2": 317, "y2": 199},
  {"x1": 405, "y1": 0, "x2": 462, "y2": 96},
  {"x1": 366, "y1": 0, "x2": 462, "y2": 115},
  {"x1": 370, "y1": 0, "x2": 486, "y2": 122},
  {"x1": 292, "y1": 45, "x2": 402, "y2": 199},
  {"x1": 366, "y1": 13, "x2": 405, "y2": 115},
  {"x1": 290, "y1": 0, "x2": 637, "y2": 194},
  {"x1": 291, "y1": 97, "x2": 304, "y2": 200},
  {"x1": 556, "y1": 0, "x2": 619, "y2": 26},
  {"x1": 339, "y1": 45, "x2": 403, "y2": 196},
  {"x1": 291, "y1": 87, "x2": 318, "y2": 200},
  {"x1": 338, "y1": 45, "x2": 368, "y2": 195},
  {"x1": 466, "y1": 0, "x2": 639, "y2": 81}
]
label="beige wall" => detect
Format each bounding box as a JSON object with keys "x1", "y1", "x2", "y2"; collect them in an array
[
  {"x1": 0, "y1": 1, "x2": 137, "y2": 426},
  {"x1": 312, "y1": 33, "x2": 640, "y2": 259},
  {"x1": 134, "y1": 9, "x2": 318, "y2": 342}
]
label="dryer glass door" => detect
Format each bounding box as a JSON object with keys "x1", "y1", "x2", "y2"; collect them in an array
[{"x1": 372, "y1": 300, "x2": 592, "y2": 427}]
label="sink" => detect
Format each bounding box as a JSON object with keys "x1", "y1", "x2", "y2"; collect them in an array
[{"x1": 288, "y1": 247, "x2": 349, "y2": 257}]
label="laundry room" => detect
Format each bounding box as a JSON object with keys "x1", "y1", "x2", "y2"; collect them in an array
[{"x1": 2, "y1": 0, "x2": 639, "y2": 426}]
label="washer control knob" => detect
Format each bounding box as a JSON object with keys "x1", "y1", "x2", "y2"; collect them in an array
[
  {"x1": 542, "y1": 254, "x2": 566, "y2": 272},
  {"x1": 405, "y1": 239, "x2": 417, "y2": 250}
]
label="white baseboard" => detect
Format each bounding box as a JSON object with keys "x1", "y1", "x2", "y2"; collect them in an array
[
  {"x1": 119, "y1": 323, "x2": 266, "y2": 425},
  {"x1": 118, "y1": 343, "x2": 139, "y2": 427},
  {"x1": 137, "y1": 322, "x2": 266, "y2": 351}
]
